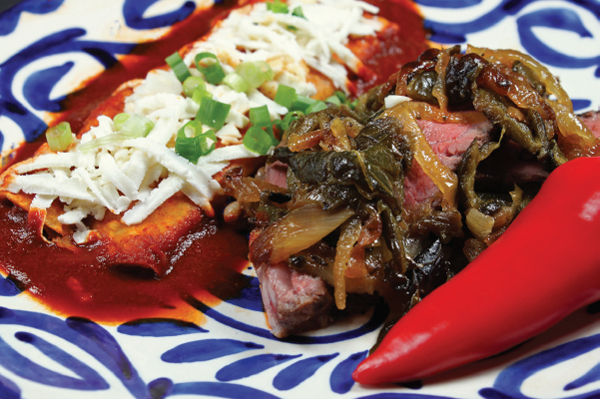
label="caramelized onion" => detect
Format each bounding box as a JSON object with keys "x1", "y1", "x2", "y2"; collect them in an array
[
  {"x1": 408, "y1": 102, "x2": 488, "y2": 125},
  {"x1": 223, "y1": 174, "x2": 284, "y2": 202},
  {"x1": 466, "y1": 208, "x2": 494, "y2": 240},
  {"x1": 333, "y1": 217, "x2": 362, "y2": 309},
  {"x1": 269, "y1": 205, "x2": 354, "y2": 264},
  {"x1": 382, "y1": 103, "x2": 458, "y2": 207},
  {"x1": 329, "y1": 117, "x2": 352, "y2": 151},
  {"x1": 477, "y1": 62, "x2": 550, "y2": 120},
  {"x1": 467, "y1": 45, "x2": 572, "y2": 110},
  {"x1": 432, "y1": 50, "x2": 450, "y2": 112},
  {"x1": 468, "y1": 45, "x2": 597, "y2": 150},
  {"x1": 288, "y1": 129, "x2": 325, "y2": 152},
  {"x1": 549, "y1": 101, "x2": 597, "y2": 147}
]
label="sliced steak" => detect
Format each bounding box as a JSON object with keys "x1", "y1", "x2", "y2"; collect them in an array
[
  {"x1": 263, "y1": 160, "x2": 288, "y2": 189},
  {"x1": 256, "y1": 262, "x2": 333, "y2": 338},
  {"x1": 404, "y1": 119, "x2": 493, "y2": 213}
]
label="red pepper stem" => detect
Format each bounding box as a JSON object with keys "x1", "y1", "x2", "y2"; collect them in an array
[{"x1": 353, "y1": 156, "x2": 600, "y2": 385}]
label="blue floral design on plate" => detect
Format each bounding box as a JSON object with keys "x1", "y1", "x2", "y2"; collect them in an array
[
  {"x1": 122, "y1": 0, "x2": 197, "y2": 30},
  {"x1": 0, "y1": 1, "x2": 598, "y2": 398},
  {"x1": 0, "y1": 0, "x2": 64, "y2": 36}
]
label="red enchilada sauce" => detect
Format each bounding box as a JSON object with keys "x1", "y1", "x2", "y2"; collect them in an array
[{"x1": 0, "y1": 0, "x2": 428, "y2": 324}]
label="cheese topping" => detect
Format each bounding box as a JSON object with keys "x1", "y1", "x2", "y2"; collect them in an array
[{"x1": 5, "y1": 0, "x2": 383, "y2": 243}]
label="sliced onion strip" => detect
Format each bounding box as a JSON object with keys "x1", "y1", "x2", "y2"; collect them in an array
[
  {"x1": 333, "y1": 217, "x2": 362, "y2": 310},
  {"x1": 269, "y1": 206, "x2": 354, "y2": 264}
]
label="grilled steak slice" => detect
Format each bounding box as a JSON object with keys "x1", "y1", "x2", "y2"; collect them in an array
[{"x1": 257, "y1": 261, "x2": 333, "y2": 338}]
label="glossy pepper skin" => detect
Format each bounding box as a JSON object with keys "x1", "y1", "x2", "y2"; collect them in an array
[{"x1": 353, "y1": 156, "x2": 600, "y2": 385}]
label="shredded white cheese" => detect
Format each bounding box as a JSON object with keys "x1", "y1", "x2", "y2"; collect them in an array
[
  {"x1": 184, "y1": 0, "x2": 382, "y2": 92},
  {"x1": 5, "y1": 0, "x2": 382, "y2": 243}
]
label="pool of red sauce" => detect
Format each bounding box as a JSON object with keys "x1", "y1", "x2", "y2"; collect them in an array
[{"x1": 0, "y1": 0, "x2": 429, "y2": 325}]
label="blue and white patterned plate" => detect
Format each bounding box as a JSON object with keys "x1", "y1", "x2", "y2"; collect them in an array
[{"x1": 0, "y1": 1, "x2": 599, "y2": 398}]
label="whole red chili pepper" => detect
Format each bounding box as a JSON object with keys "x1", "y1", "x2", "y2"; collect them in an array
[{"x1": 353, "y1": 156, "x2": 600, "y2": 385}]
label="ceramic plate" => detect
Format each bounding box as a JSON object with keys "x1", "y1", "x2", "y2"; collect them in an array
[{"x1": 0, "y1": 1, "x2": 598, "y2": 398}]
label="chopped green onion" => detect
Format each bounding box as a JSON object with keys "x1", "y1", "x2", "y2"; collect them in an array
[
  {"x1": 235, "y1": 61, "x2": 274, "y2": 90},
  {"x1": 272, "y1": 119, "x2": 283, "y2": 133},
  {"x1": 197, "y1": 97, "x2": 231, "y2": 130},
  {"x1": 274, "y1": 84, "x2": 297, "y2": 109},
  {"x1": 119, "y1": 114, "x2": 154, "y2": 138},
  {"x1": 249, "y1": 105, "x2": 271, "y2": 128},
  {"x1": 175, "y1": 126, "x2": 201, "y2": 163},
  {"x1": 305, "y1": 100, "x2": 327, "y2": 114},
  {"x1": 223, "y1": 73, "x2": 250, "y2": 93},
  {"x1": 335, "y1": 90, "x2": 347, "y2": 103},
  {"x1": 198, "y1": 130, "x2": 217, "y2": 155},
  {"x1": 182, "y1": 119, "x2": 203, "y2": 138},
  {"x1": 113, "y1": 113, "x2": 130, "y2": 131},
  {"x1": 291, "y1": 95, "x2": 317, "y2": 112},
  {"x1": 46, "y1": 122, "x2": 73, "y2": 152},
  {"x1": 175, "y1": 121, "x2": 215, "y2": 163},
  {"x1": 183, "y1": 76, "x2": 206, "y2": 98},
  {"x1": 325, "y1": 94, "x2": 342, "y2": 106},
  {"x1": 265, "y1": 126, "x2": 280, "y2": 145},
  {"x1": 292, "y1": 6, "x2": 306, "y2": 18},
  {"x1": 243, "y1": 126, "x2": 275, "y2": 155},
  {"x1": 281, "y1": 110, "x2": 303, "y2": 131},
  {"x1": 348, "y1": 99, "x2": 358, "y2": 109},
  {"x1": 166, "y1": 52, "x2": 192, "y2": 82},
  {"x1": 191, "y1": 87, "x2": 212, "y2": 104},
  {"x1": 266, "y1": 0, "x2": 288, "y2": 13},
  {"x1": 195, "y1": 52, "x2": 226, "y2": 84}
]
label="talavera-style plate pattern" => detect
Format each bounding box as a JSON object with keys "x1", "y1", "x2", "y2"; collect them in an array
[{"x1": 0, "y1": 0, "x2": 599, "y2": 398}]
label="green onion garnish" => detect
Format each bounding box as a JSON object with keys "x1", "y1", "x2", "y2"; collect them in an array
[
  {"x1": 183, "y1": 76, "x2": 207, "y2": 98},
  {"x1": 249, "y1": 105, "x2": 271, "y2": 128},
  {"x1": 334, "y1": 90, "x2": 347, "y2": 103},
  {"x1": 191, "y1": 87, "x2": 212, "y2": 104},
  {"x1": 223, "y1": 73, "x2": 250, "y2": 93},
  {"x1": 118, "y1": 114, "x2": 155, "y2": 138},
  {"x1": 46, "y1": 122, "x2": 73, "y2": 152},
  {"x1": 195, "y1": 52, "x2": 226, "y2": 84},
  {"x1": 175, "y1": 126, "x2": 200, "y2": 163},
  {"x1": 198, "y1": 129, "x2": 217, "y2": 155},
  {"x1": 266, "y1": 0, "x2": 288, "y2": 14},
  {"x1": 166, "y1": 52, "x2": 192, "y2": 82},
  {"x1": 175, "y1": 121, "x2": 215, "y2": 163},
  {"x1": 235, "y1": 61, "x2": 274, "y2": 90},
  {"x1": 243, "y1": 126, "x2": 275, "y2": 155},
  {"x1": 305, "y1": 100, "x2": 327, "y2": 114},
  {"x1": 272, "y1": 119, "x2": 283, "y2": 133},
  {"x1": 265, "y1": 125, "x2": 279, "y2": 145},
  {"x1": 292, "y1": 6, "x2": 306, "y2": 18},
  {"x1": 290, "y1": 95, "x2": 316, "y2": 113},
  {"x1": 274, "y1": 84, "x2": 297, "y2": 109},
  {"x1": 113, "y1": 113, "x2": 131, "y2": 131},
  {"x1": 182, "y1": 119, "x2": 203, "y2": 138},
  {"x1": 281, "y1": 110, "x2": 303, "y2": 131},
  {"x1": 325, "y1": 94, "x2": 342, "y2": 106},
  {"x1": 197, "y1": 97, "x2": 231, "y2": 130}
]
